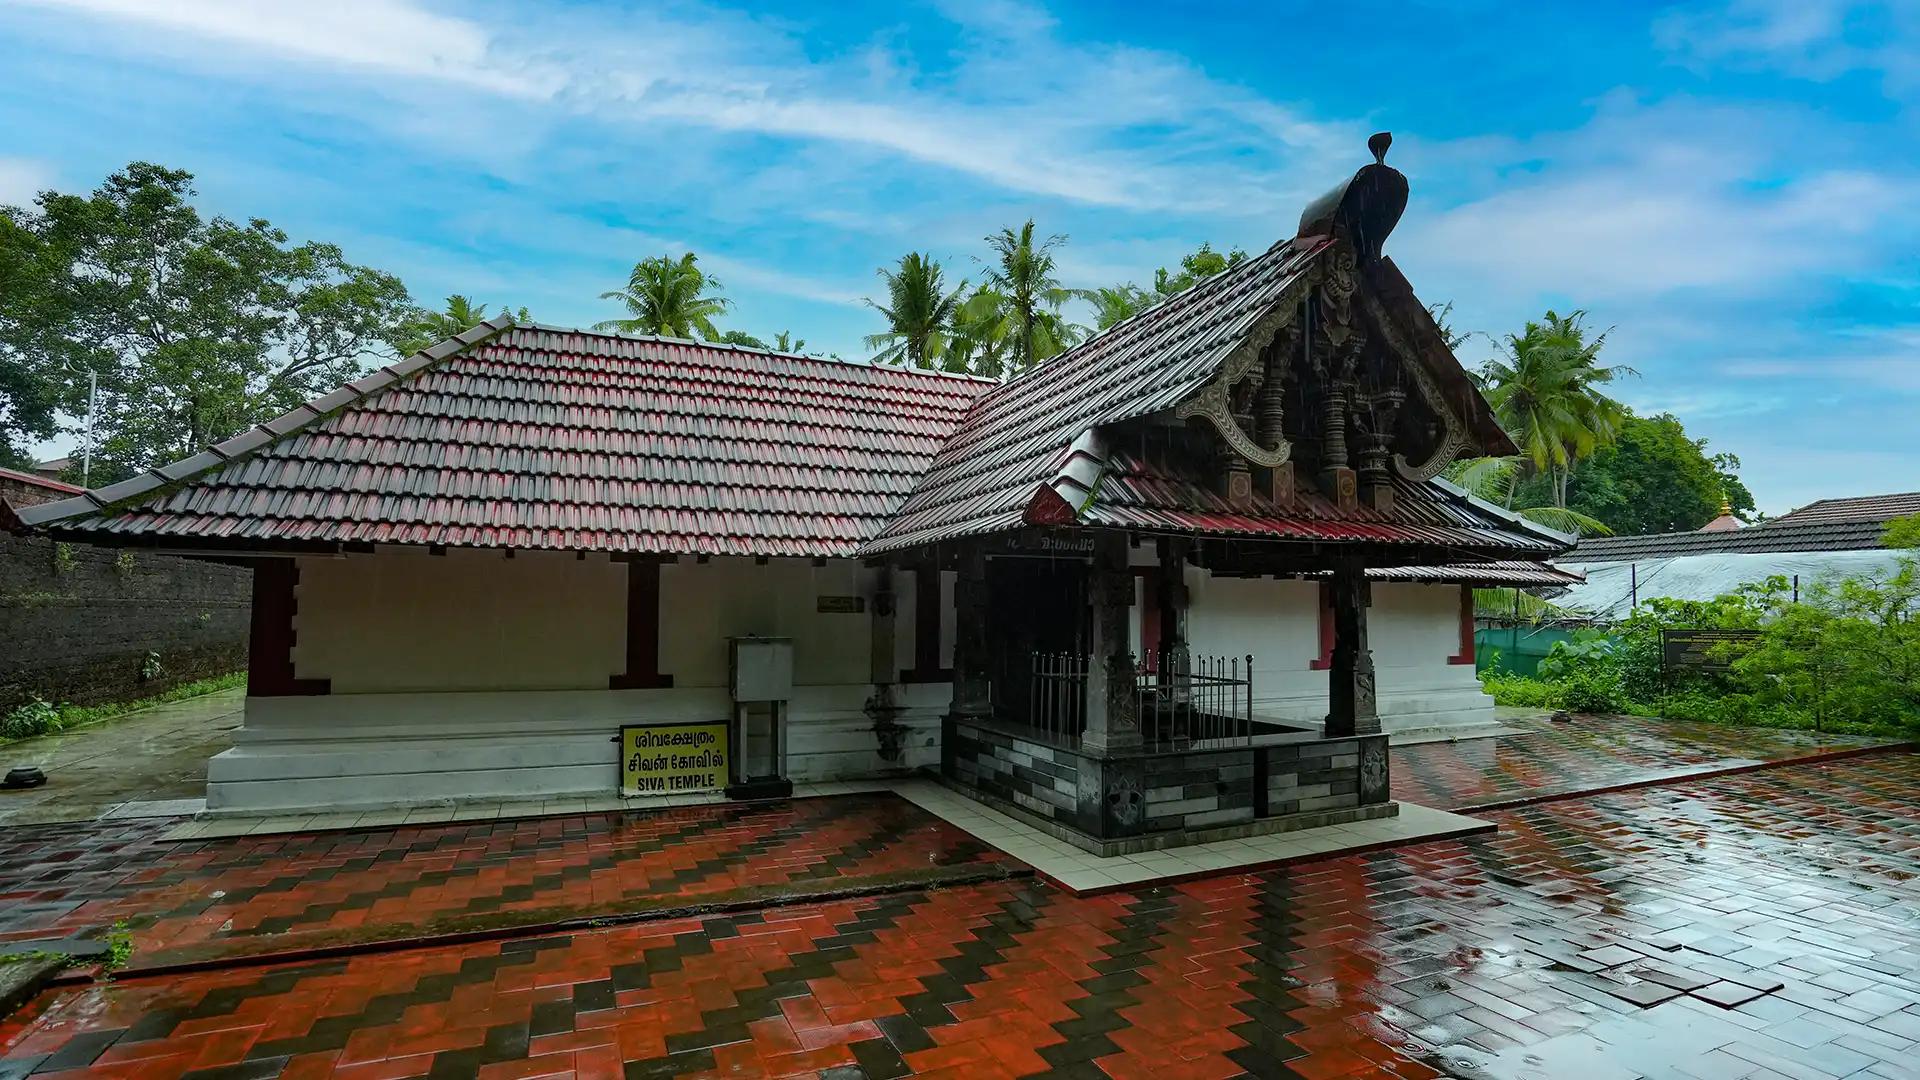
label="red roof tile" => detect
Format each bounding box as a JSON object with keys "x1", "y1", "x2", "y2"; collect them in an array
[{"x1": 15, "y1": 323, "x2": 991, "y2": 558}]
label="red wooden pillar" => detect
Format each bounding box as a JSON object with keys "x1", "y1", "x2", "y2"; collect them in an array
[
  {"x1": 1448, "y1": 584, "x2": 1476, "y2": 666},
  {"x1": 610, "y1": 557, "x2": 673, "y2": 689},
  {"x1": 247, "y1": 559, "x2": 329, "y2": 697}
]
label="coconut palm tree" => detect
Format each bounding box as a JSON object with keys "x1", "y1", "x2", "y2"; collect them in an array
[
  {"x1": 400, "y1": 295, "x2": 527, "y2": 353},
  {"x1": 1445, "y1": 457, "x2": 1611, "y2": 536},
  {"x1": 864, "y1": 253, "x2": 967, "y2": 370},
  {"x1": 770, "y1": 331, "x2": 806, "y2": 354},
  {"x1": 1478, "y1": 310, "x2": 1633, "y2": 507},
  {"x1": 973, "y1": 221, "x2": 1084, "y2": 373},
  {"x1": 946, "y1": 286, "x2": 1011, "y2": 377},
  {"x1": 1079, "y1": 284, "x2": 1154, "y2": 330},
  {"x1": 596, "y1": 253, "x2": 731, "y2": 340}
]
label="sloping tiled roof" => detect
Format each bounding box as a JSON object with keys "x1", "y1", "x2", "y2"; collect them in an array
[
  {"x1": 1769, "y1": 491, "x2": 1920, "y2": 527},
  {"x1": 11, "y1": 320, "x2": 991, "y2": 557},
  {"x1": 863, "y1": 238, "x2": 1330, "y2": 554},
  {"x1": 861, "y1": 239, "x2": 1531, "y2": 559},
  {"x1": 1563, "y1": 520, "x2": 1895, "y2": 563},
  {"x1": 1366, "y1": 560, "x2": 1583, "y2": 586},
  {"x1": 1072, "y1": 448, "x2": 1565, "y2": 556}
]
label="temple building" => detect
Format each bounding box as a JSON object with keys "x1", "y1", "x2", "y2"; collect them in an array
[{"x1": 6, "y1": 137, "x2": 1571, "y2": 853}]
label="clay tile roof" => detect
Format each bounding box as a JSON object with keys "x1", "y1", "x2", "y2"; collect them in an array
[
  {"x1": 13, "y1": 321, "x2": 992, "y2": 558},
  {"x1": 1769, "y1": 491, "x2": 1920, "y2": 527}
]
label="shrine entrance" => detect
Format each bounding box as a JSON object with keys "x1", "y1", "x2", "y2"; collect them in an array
[{"x1": 985, "y1": 555, "x2": 1087, "y2": 732}]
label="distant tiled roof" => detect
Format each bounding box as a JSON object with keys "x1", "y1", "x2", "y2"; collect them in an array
[
  {"x1": 1366, "y1": 560, "x2": 1583, "y2": 586},
  {"x1": 11, "y1": 320, "x2": 991, "y2": 557},
  {"x1": 1769, "y1": 491, "x2": 1920, "y2": 527},
  {"x1": 1564, "y1": 521, "x2": 1895, "y2": 563},
  {"x1": 0, "y1": 465, "x2": 83, "y2": 496},
  {"x1": 860, "y1": 237, "x2": 1526, "y2": 558}
]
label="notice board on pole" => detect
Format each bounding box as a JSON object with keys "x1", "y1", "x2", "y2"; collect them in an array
[{"x1": 619, "y1": 721, "x2": 729, "y2": 797}]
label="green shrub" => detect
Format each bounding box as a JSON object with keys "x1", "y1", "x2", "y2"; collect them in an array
[
  {"x1": 1479, "y1": 673, "x2": 1565, "y2": 709},
  {"x1": 2, "y1": 697, "x2": 61, "y2": 740}
]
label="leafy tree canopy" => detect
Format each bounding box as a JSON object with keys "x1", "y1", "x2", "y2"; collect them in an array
[
  {"x1": 1081, "y1": 242, "x2": 1248, "y2": 330},
  {"x1": 864, "y1": 252, "x2": 967, "y2": 371},
  {"x1": 0, "y1": 162, "x2": 416, "y2": 482},
  {"x1": 1513, "y1": 410, "x2": 1756, "y2": 534}
]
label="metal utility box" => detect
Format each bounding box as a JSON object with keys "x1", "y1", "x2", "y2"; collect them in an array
[
  {"x1": 726, "y1": 637, "x2": 794, "y2": 800},
  {"x1": 728, "y1": 637, "x2": 793, "y2": 703}
]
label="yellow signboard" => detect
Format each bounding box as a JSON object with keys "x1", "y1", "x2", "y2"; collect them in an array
[{"x1": 619, "y1": 722, "x2": 729, "y2": 797}]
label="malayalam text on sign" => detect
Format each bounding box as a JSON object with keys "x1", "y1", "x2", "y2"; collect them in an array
[{"x1": 620, "y1": 722, "x2": 729, "y2": 797}]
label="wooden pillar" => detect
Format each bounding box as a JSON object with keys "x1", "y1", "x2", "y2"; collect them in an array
[
  {"x1": 1083, "y1": 536, "x2": 1140, "y2": 753},
  {"x1": 610, "y1": 558, "x2": 672, "y2": 689},
  {"x1": 1326, "y1": 563, "x2": 1379, "y2": 737},
  {"x1": 247, "y1": 558, "x2": 329, "y2": 697}
]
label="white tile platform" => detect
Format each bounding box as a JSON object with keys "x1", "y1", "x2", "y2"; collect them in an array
[{"x1": 160, "y1": 776, "x2": 1492, "y2": 895}]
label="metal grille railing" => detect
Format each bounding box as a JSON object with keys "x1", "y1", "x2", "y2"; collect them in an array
[
  {"x1": 1018, "y1": 650, "x2": 1256, "y2": 750},
  {"x1": 1137, "y1": 650, "x2": 1255, "y2": 748}
]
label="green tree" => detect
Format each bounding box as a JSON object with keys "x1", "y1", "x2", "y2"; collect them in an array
[
  {"x1": 716, "y1": 329, "x2": 768, "y2": 349},
  {"x1": 0, "y1": 162, "x2": 415, "y2": 482},
  {"x1": 864, "y1": 253, "x2": 967, "y2": 370},
  {"x1": 948, "y1": 286, "x2": 1012, "y2": 377},
  {"x1": 399, "y1": 295, "x2": 528, "y2": 354},
  {"x1": 596, "y1": 253, "x2": 731, "y2": 340},
  {"x1": 0, "y1": 212, "x2": 61, "y2": 466},
  {"x1": 1446, "y1": 456, "x2": 1611, "y2": 536},
  {"x1": 971, "y1": 221, "x2": 1083, "y2": 374},
  {"x1": 769, "y1": 331, "x2": 806, "y2": 354},
  {"x1": 1514, "y1": 411, "x2": 1756, "y2": 534},
  {"x1": 1150, "y1": 242, "x2": 1246, "y2": 297},
  {"x1": 1478, "y1": 310, "x2": 1633, "y2": 507},
  {"x1": 1081, "y1": 284, "x2": 1154, "y2": 331},
  {"x1": 1079, "y1": 243, "x2": 1249, "y2": 331}
]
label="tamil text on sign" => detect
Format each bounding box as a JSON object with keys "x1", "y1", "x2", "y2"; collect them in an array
[{"x1": 620, "y1": 722, "x2": 729, "y2": 796}]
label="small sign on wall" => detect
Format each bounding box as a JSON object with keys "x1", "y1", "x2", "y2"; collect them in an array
[
  {"x1": 620, "y1": 722, "x2": 729, "y2": 797},
  {"x1": 816, "y1": 595, "x2": 866, "y2": 614},
  {"x1": 1660, "y1": 629, "x2": 1760, "y2": 671}
]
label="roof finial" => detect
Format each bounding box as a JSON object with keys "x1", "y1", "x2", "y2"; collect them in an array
[{"x1": 1369, "y1": 131, "x2": 1392, "y2": 165}]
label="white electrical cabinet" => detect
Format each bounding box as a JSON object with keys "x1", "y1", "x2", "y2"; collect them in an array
[{"x1": 728, "y1": 637, "x2": 793, "y2": 702}]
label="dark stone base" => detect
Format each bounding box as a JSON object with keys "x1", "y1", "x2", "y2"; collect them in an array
[{"x1": 725, "y1": 777, "x2": 794, "y2": 801}]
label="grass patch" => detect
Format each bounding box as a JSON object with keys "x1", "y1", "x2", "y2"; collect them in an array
[{"x1": 2, "y1": 671, "x2": 244, "y2": 744}]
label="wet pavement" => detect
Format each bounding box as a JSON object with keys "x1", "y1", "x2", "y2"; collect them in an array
[
  {"x1": 0, "y1": 689, "x2": 242, "y2": 828},
  {"x1": 0, "y1": 749, "x2": 1914, "y2": 1077},
  {"x1": 2, "y1": 712, "x2": 1917, "y2": 1078},
  {"x1": 1390, "y1": 711, "x2": 1900, "y2": 811},
  {"x1": 0, "y1": 795, "x2": 1019, "y2": 970}
]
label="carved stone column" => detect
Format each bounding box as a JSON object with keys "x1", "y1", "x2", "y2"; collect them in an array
[
  {"x1": 1082, "y1": 537, "x2": 1140, "y2": 754},
  {"x1": 1325, "y1": 563, "x2": 1380, "y2": 737},
  {"x1": 1156, "y1": 537, "x2": 1191, "y2": 711}
]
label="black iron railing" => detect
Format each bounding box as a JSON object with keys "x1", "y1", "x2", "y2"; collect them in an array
[{"x1": 1017, "y1": 650, "x2": 1256, "y2": 750}]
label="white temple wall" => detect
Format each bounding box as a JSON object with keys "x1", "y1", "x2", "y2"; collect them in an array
[{"x1": 209, "y1": 552, "x2": 949, "y2": 813}]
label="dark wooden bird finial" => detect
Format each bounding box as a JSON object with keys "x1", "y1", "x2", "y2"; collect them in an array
[{"x1": 1369, "y1": 131, "x2": 1392, "y2": 164}]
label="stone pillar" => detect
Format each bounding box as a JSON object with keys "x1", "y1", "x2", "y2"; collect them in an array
[
  {"x1": 948, "y1": 547, "x2": 991, "y2": 723},
  {"x1": 1325, "y1": 564, "x2": 1380, "y2": 737},
  {"x1": 1156, "y1": 538, "x2": 1191, "y2": 709},
  {"x1": 1082, "y1": 537, "x2": 1140, "y2": 754}
]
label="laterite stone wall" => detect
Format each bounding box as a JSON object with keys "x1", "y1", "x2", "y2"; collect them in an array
[{"x1": 0, "y1": 535, "x2": 250, "y2": 712}]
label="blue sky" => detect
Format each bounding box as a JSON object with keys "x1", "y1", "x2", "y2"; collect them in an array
[{"x1": 2, "y1": 0, "x2": 1915, "y2": 514}]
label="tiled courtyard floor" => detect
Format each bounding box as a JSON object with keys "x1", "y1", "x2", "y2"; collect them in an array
[
  {"x1": 0, "y1": 795, "x2": 1020, "y2": 970},
  {"x1": 2, "y1": 715, "x2": 1916, "y2": 1079},
  {"x1": 1389, "y1": 711, "x2": 1902, "y2": 810},
  {"x1": 2, "y1": 752, "x2": 1917, "y2": 1078}
]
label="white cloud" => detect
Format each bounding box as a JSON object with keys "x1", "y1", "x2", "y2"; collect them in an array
[
  {"x1": 1656, "y1": 0, "x2": 1920, "y2": 100},
  {"x1": 0, "y1": 157, "x2": 55, "y2": 206},
  {"x1": 11, "y1": 0, "x2": 1356, "y2": 214},
  {"x1": 1397, "y1": 95, "x2": 1911, "y2": 303}
]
